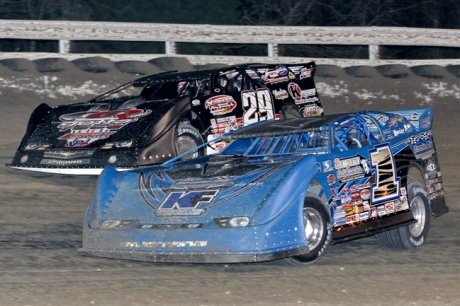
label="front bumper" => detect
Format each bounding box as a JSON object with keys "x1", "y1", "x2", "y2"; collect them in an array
[
  {"x1": 7, "y1": 147, "x2": 164, "y2": 175},
  {"x1": 78, "y1": 245, "x2": 310, "y2": 263},
  {"x1": 79, "y1": 212, "x2": 308, "y2": 264}
]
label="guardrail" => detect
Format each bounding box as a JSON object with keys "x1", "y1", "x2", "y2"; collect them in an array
[{"x1": 1, "y1": 19, "x2": 460, "y2": 67}]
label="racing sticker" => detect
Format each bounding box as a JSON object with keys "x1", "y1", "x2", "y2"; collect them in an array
[
  {"x1": 408, "y1": 131, "x2": 435, "y2": 160},
  {"x1": 206, "y1": 116, "x2": 243, "y2": 154},
  {"x1": 205, "y1": 95, "x2": 237, "y2": 115},
  {"x1": 421, "y1": 157, "x2": 444, "y2": 201},
  {"x1": 333, "y1": 156, "x2": 371, "y2": 183},
  {"x1": 261, "y1": 66, "x2": 290, "y2": 84},
  {"x1": 287, "y1": 82, "x2": 320, "y2": 106},
  {"x1": 57, "y1": 102, "x2": 151, "y2": 148},
  {"x1": 272, "y1": 89, "x2": 289, "y2": 100},
  {"x1": 138, "y1": 166, "x2": 281, "y2": 216}
]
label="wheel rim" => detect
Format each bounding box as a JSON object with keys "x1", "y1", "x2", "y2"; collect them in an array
[
  {"x1": 409, "y1": 195, "x2": 426, "y2": 237},
  {"x1": 176, "y1": 135, "x2": 198, "y2": 159},
  {"x1": 303, "y1": 207, "x2": 324, "y2": 251}
]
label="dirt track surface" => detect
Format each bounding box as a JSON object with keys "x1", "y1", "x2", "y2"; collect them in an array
[{"x1": 1, "y1": 58, "x2": 459, "y2": 305}]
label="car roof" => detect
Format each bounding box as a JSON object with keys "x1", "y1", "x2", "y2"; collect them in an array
[
  {"x1": 132, "y1": 62, "x2": 316, "y2": 87},
  {"x1": 225, "y1": 114, "x2": 346, "y2": 140}
]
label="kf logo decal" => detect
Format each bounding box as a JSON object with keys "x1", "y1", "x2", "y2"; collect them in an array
[{"x1": 156, "y1": 190, "x2": 219, "y2": 215}]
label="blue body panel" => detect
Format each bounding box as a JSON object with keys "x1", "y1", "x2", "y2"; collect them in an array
[
  {"x1": 82, "y1": 155, "x2": 320, "y2": 261},
  {"x1": 79, "y1": 107, "x2": 448, "y2": 263}
]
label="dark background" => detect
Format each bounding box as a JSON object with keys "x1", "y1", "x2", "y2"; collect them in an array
[{"x1": 1, "y1": 0, "x2": 460, "y2": 59}]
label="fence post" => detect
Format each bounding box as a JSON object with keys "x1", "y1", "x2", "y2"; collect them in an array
[
  {"x1": 165, "y1": 41, "x2": 177, "y2": 54},
  {"x1": 59, "y1": 40, "x2": 70, "y2": 53},
  {"x1": 369, "y1": 44, "x2": 380, "y2": 60},
  {"x1": 268, "y1": 43, "x2": 279, "y2": 57}
]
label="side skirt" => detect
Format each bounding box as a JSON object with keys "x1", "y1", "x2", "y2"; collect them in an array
[{"x1": 331, "y1": 210, "x2": 415, "y2": 244}]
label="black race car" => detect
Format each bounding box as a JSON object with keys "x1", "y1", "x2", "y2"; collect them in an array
[{"x1": 8, "y1": 62, "x2": 323, "y2": 175}]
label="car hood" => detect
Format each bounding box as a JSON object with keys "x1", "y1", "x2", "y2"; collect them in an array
[
  {"x1": 90, "y1": 155, "x2": 319, "y2": 228},
  {"x1": 20, "y1": 96, "x2": 175, "y2": 150}
]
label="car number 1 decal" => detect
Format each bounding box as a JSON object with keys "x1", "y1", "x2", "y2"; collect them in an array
[
  {"x1": 370, "y1": 145, "x2": 400, "y2": 203},
  {"x1": 241, "y1": 88, "x2": 275, "y2": 126}
]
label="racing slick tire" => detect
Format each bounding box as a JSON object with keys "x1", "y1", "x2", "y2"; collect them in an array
[
  {"x1": 375, "y1": 181, "x2": 431, "y2": 249},
  {"x1": 175, "y1": 123, "x2": 204, "y2": 160},
  {"x1": 283, "y1": 198, "x2": 332, "y2": 266}
]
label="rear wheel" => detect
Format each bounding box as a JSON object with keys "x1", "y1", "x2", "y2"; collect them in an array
[
  {"x1": 175, "y1": 123, "x2": 204, "y2": 160},
  {"x1": 375, "y1": 181, "x2": 431, "y2": 249},
  {"x1": 283, "y1": 198, "x2": 331, "y2": 266}
]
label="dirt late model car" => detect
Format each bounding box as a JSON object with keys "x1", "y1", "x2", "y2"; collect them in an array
[
  {"x1": 8, "y1": 62, "x2": 323, "y2": 175},
  {"x1": 78, "y1": 107, "x2": 448, "y2": 265}
]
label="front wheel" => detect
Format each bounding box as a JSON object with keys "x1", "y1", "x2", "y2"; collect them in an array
[
  {"x1": 283, "y1": 198, "x2": 331, "y2": 266},
  {"x1": 375, "y1": 181, "x2": 431, "y2": 249},
  {"x1": 174, "y1": 123, "x2": 204, "y2": 160}
]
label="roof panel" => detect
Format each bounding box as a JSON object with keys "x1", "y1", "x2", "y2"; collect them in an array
[{"x1": 227, "y1": 114, "x2": 346, "y2": 139}]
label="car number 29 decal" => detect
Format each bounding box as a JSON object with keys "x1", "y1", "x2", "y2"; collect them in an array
[
  {"x1": 241, "y1": 89, "x2": 275, "y2": 126},
  {"x1": 370, "y1": 145, "x2": 400, "y2": 203}
]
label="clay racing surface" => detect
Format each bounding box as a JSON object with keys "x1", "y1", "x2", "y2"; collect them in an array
[{"x1": 0, "y1": 58, "x2": 459, "y2": 305}]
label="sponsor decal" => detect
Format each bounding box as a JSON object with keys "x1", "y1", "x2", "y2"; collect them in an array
[
  {"x1": 351, "y1": 191, "x2": 361, "y2": 199},
  {"x1": 362, "y1": 201, "x2": 370, "y2": 211},
  {"x1": 322, "y1": 160, "x2": 333, "y2": 172},
  {"x1": 156, "y1": 190, "x2": 219, "y2": 216},
  {"x1": 394, "y1": 198, "x2": 408, "y2": 211},
  {"x1": 359, "y1": 212, "x2": 370, "y2": 221},
  {"x1": 276, "y1": 65, "x2": 288, "y2": 76},
  {"x1": 272, "y1": 89, "x2": 289, "y2": 100},
  {"x1": 393, "y1": 128, "x2": 405, "y2": 136},
  {"x1": 327, "y1": 174, "x2": 336, "y2": 185},
  {"x1": 334, "y1": 217, "x2": 347, "y2": 227},
  {"x1": 287, "y1": 82, "x2": 302, "y2": 102},
  {"x1": 57, "y1": 102, "x2": 151, "y2": 148},
  {"x1": 375, "y1": 114, "x2": 389, "y2": 126},
  {"x1": 385, "y1": 202, "x2": 395, "y2": 214},
  {"x1": 40, "y1": 158, "x2": 90, "y2": 166},
  {"x1": 420, "y1": 117, "x2": 431, "y2": 129},
  {"x1": 369, "y1": 207, "x2": 377, "y2": 218},
  {"x1": 262, "y1": 68, "x2": 289, "y2": 84},
  {"x1": 346, "y1": 214, "x2": 359, "y2": 224},
  {"x1": 360, "y1": 189, "x2": 371, "y2": 200},
  {"x1": 426, "y1": 160, "x2": 437, "y2": 173},
  {"x1": 299, "y1": 67, "x2": 314, "y2": 79},
  {"x1": 377, "y1": 205, "x2": 386, "y2": 216},
  {"x1": 334, "y1": 156, "x2": 366, "y2": 183},
  {"x1": 353, "y1": 203, "x2": 364, "y2": 214},
  {"x1": 343, "y1": 203, "x2": 354, "y2": 216},
  {"x1": 191, "y1": 99, "x2": 201, "y2": 106},
  {"x1": 210, "y1": 116, "x2": 243, "y2": 135},
  {"x1": 122, "y1": 241, "x2": 207, "y2": 248},
  {"x1": 205, "y1": 95, "x2": 237, "y2": 115},
  {"x1": 400, "y1": 187, "x2": 407, "y2": 196},
  {"x1": 389, "y1": 117, "x2": 398, "y2": 127},
  {"x1": 138, "y1": 167, "x2": 280, "y2": 216},
  {"x1": 301, "y1": 104, "x2": 323, "y2": 116}
]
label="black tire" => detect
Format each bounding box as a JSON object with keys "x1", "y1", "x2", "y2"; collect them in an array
[
  {"x1": 174, "y1": 123, "x2": 204, "y2": 160},
  {"x1": 283, "y1": 198, "x2": 332, "y2": 266},
  {"x1": 280, "y1": 102, "x2": 302, "y2": 119},
  {"x1": 375, "y1": 181, "x2": 431, "y2": 249}
]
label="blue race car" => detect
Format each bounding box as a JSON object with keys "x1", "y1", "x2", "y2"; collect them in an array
[{"x1": 78, "y1": 107, "x2": 448, "y2": 265}]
